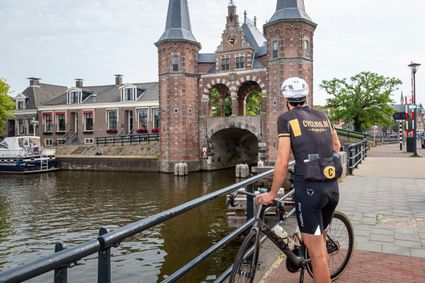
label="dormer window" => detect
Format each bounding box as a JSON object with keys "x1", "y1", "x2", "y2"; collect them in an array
[
  {"x1": 120, "y1": 86, "x2": 137, "y2": 101},
  {"x1": 16, "y1": 99, "x2": 25, "y2": 110},
  {"x1": 15, "y1": 94, "x2": 27, "y2": 110},
  {"x1": 67, "y1": 91, "x2": 82, "y2": 104},
  {"x1": 172, "y1": 54, "x2": 179, "y2": 72}
]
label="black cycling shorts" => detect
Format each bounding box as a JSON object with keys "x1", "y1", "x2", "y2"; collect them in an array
[{"x1": 294, "y1": 177, "x2": 339, "y2": 236}]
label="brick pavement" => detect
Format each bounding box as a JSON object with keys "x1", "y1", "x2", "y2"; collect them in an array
[{"x1": 260, "y1": 144, "x2": 425, "y2": 282}]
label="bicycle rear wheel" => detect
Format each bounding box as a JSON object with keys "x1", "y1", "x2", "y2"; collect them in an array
[
  {"x1": 229, "y1": 230, "x2": 260, "y2": 283},
  {"x1": 306, "y1": 211, "x2": 354, "y2": 281}
]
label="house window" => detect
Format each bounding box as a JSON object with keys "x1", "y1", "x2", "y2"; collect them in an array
[
  {"x1": 84, "y1": 112, "x2": 94, "y2": 132},
  {"x1": 45, "y1": 139, "x2": 54, "y2": 147},
  {"x1": 107, "y1": 110, "x2": 117, "y2": 130},
  {"x1": 44, "y1": 113, "x2": 53, "y2": 133},
  {"x1": 18, "y1": 119, "x2": 28, "y2": 135},
  {"x1": 272, "y1": 41, "x2": 278, "y2": 58},
  {"x1": 153, "y1": 108, "x2": 160, "y2": 129},
  {"x1": 235, "y1": 55, "x2": 245, "y2": 69},
  {"x1": 68, "y1": 91, "x2": 80, "y2": 104},
  {"x1": 138, "y1": 108, "x2": 149, "y2": 129},
  {"x1": 221, "y1": 57, "x2": 230, "y2": 71},
  {"x1": 57, "y1": 139, "x2": 66, "y2": 145},
  {"x1": 16, "y1": 100, "x2": 25, "y2": 110},
  {"x1": 172, "y1": 54, "x2": 179, "y2": 72},
  {"x1": 84, "y1": 138, "x2": 94, "y2": 145},
  {"x1": 56, "y1": 113, "x2": 66, "y2": 132}
]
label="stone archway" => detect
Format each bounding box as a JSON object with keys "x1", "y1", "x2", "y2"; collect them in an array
[
  {"x1": 208, "y1": 83, "x2": 232, "y2": 117},
  {"x1": 210, "y1": 128, "x2": 258, "y2": 169},
  {"x1": 237, "y1": 81, "x2": 262, "y2": 116}
]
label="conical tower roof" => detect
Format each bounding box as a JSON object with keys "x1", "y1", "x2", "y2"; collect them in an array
[
  {"x1": 265, "y1": 0, "x2": 316, "y2": 27},
  {"x1": 156, "y1": 0, "x2": 199, "y2": 45}
]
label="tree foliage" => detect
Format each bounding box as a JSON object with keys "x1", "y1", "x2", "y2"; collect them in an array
[
  {"x1": 321, "y1": 72, "x2": 402, "y2": 132},
  {"x1": 0, "y1": 79, "x2": 15, "y2": 133},
  {"x1": 246, "y1": 91, "x2": 262, "y2": 116}
]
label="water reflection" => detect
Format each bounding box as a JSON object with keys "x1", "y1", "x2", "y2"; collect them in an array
[{"x1": 0, "y1": 169, "x2": 240, "y2": 282}]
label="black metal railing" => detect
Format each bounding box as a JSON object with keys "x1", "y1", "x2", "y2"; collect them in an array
[
  {"x1": 0, "y1": 165, "x2": 298, "y2": 283},
  {"x1": 95, "y1": 133, "x2": 159, "y2": 146},
  {"x1": 347, "y1": 139, "x2": 368, "y2": 175}
]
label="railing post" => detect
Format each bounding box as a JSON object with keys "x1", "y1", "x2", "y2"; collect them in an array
[
  {"x1": 348, "y1": 146, "x2": 353, "y2": 175},
  {"x1": 54, "y1": 243, "x2": 68, "y2": 283},
  {"x1": 121, "y1": 136, "x2": 124, "y2": 146},
  {"x1": 98, "y1": 227, "x2": 111, "y2": 283},
  {"x1": 246, "y1": 181, "x2": 254, "y2": 221}
]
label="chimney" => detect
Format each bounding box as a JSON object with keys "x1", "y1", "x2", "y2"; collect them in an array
[
  {"x1": 254, "y1": 16, "x2": 257, "y2": 27},
  {"x1": 115, "y1": 74, "x2": 123, "y2": 86},
  {"x1": 75, "y1": 78, "x2": 84, "y2": 88},
  {"x1": 27, "y1": 77, "x2": 41, "y2": 87}
]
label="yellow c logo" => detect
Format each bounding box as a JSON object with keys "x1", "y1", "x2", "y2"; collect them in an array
[{"x1": 324, "y1": 166, "x2": 336, "y2": 179}]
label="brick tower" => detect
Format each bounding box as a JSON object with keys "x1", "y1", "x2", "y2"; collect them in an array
[
  {"x1": 155, "y1": 0, "x2": 201, "y2": 173},
  {"x1": 263, "y1": 0, "x2": 317, "y2": 162}
]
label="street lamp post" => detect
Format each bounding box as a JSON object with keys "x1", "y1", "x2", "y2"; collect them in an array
[{"x1": 408, "y1": 62, "x2": 421, "y2": 157}]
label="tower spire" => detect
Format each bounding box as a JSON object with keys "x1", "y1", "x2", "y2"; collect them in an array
[
  {"x1": 265, "y1": 0, "x2": 316, "y2": 27},
  {"x1": 156, "y1": 0, "x2": 199, "y2": 45}
]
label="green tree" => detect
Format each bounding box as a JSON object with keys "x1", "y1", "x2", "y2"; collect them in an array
[
  {"x1": 321, "y1": 72, "x2": 401, "y2": 132},
  {"x1": 0, "y1": 79, "x2": 15, "y2": 133},
  {"x1": 246, "y1": 91, "x2": 262, "y2": 116}
]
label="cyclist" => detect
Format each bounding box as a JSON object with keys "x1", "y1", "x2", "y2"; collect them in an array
[{"x1": 256, "y1": 77, "x2": 341, "y2": 283}]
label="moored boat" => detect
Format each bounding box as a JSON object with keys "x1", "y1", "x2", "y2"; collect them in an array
[{"x1": 0, "y1": 136, "x2": 58, "y2": 174}]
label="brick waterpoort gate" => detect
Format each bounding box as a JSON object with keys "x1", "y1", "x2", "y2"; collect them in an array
[{"x1": 156, "y1": 0, "x2": 316, "y2": 172}]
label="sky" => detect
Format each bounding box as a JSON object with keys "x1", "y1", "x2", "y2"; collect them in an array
[{"x1": 1, "y1": 0, "x2": 424, "y2": 106}]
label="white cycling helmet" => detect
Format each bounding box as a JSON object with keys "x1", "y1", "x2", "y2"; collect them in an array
[{"x1": 281, "y1": 77, "x2": 309, "y2": 102}]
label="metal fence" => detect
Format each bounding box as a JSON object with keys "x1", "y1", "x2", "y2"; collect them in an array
[
  {"x1": 0, "y1": 165, "x2": 298, "y2": 283},
  {"x1": 347, "y1": 140, "x2": 368, "y2": 175},
  {"x1": 95, "y1": 134, "x2": 159, "y2": 146}
]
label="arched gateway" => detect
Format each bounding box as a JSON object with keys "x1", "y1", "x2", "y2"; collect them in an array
[{"x1": 156, "y1": 0, "x2": 316, "y2": 172}]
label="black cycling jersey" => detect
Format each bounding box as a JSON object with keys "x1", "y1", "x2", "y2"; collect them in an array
[
  {"x1": 277, "y1": 106, "x2": 334, "y2": 177},
  {"x1": 277, "y1": 106, "x2": 339, "y2": 235}
]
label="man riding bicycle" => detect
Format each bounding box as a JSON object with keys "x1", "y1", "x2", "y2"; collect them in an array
[{"x1": 256, "y1": 77, "x2": 341, "y2": 283}]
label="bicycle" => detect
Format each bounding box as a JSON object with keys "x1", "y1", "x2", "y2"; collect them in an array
[{"x1": 227, "y1": 184, "x2": 354, "y2": 283}]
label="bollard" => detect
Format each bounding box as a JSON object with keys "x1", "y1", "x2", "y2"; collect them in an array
[
  {"x1": 235, "y1": 164, "x2": 241, "y2": 178},
  {"x1": 174, "y1": 163, "x2": 188, "y2": 176},
  {"x1": 257, "y1": 159, "x2": 264, "y2": 167}
]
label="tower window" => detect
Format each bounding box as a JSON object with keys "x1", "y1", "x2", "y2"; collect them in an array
[
  {"x1": 272, "y1": 41, "x2": 278, "y2": 59},
  {"x1": 172, "y1": 54, "x2": 179, "y2": 72},
  {"x1": 221, "y1": 57, "x2": 230, "y2": 71},
  {"x1": 235, "y1": 55, "x2": 245, "y2": 69}
]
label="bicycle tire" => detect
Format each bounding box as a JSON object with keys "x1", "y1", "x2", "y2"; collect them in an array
[
  {"x1": 305, "y1": 211, "x2": 354, "y2": 281},
  {"x1": 229, "y1": 230, "x2": 260, "y2": 283}
]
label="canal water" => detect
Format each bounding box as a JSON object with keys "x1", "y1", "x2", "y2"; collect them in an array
[{"x1": 0, "y1": 169, "x2": 245, "y2": 282}]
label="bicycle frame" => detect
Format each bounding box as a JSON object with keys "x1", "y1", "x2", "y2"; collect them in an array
[{"x1": 251, "y1": 202, "x2": 311, "y2": 269}]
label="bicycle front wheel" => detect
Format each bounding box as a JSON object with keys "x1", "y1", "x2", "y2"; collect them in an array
[
  {"x1": 229, "y1": 230, "x2": 260, "y2": 283},
  {"x1": 306, "y1": 211, "x2": 354, "y2": 281}
]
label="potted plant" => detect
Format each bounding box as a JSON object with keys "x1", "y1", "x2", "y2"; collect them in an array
[
  {"x1": 137, "y1": 128, "x2": 148, "y2": 134},
  {"x1": 151, "y1": 128, "x2": 159, "y2": 133}
]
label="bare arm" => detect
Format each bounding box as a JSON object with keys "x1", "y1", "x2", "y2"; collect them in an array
[
  {"x1": 332, "y1": 130, "x2": 341, "y2": 152},
  {"x1": 256, "y1": 137, "x2": 291, "y2": 204}
]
